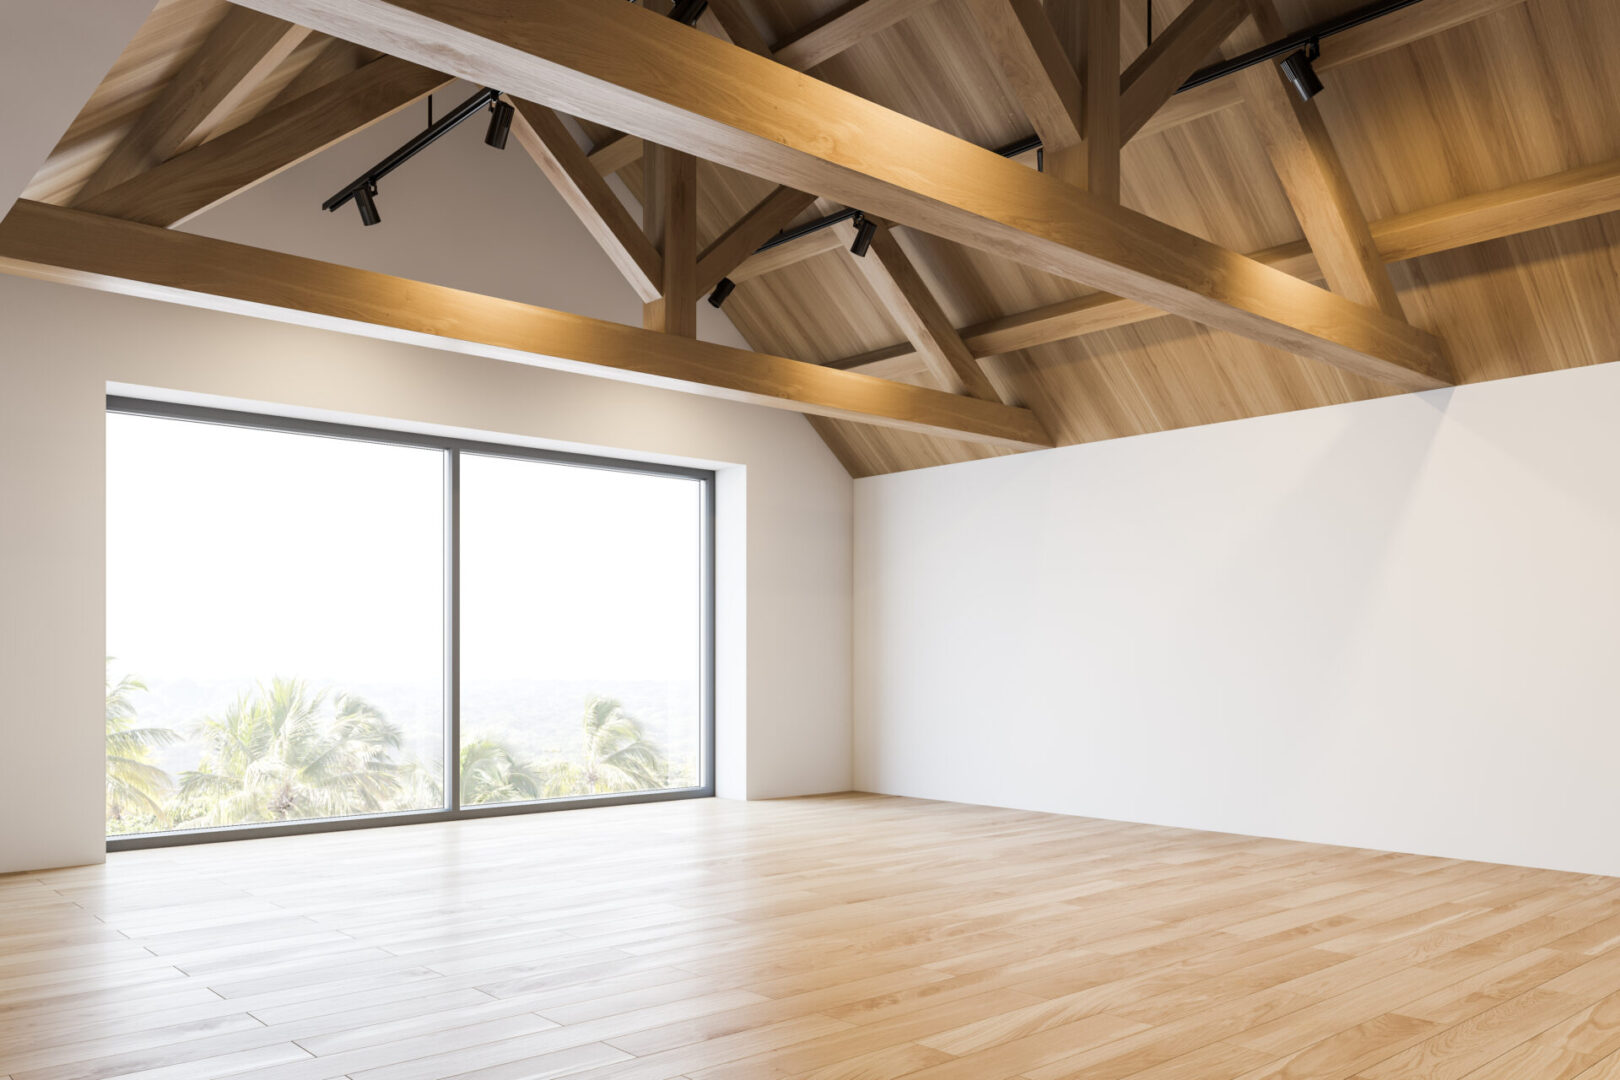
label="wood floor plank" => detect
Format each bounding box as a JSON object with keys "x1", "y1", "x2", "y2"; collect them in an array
[
  {"x1": 1575, "y1": 1047, "x2": 1620, "y2": 1078},
  {"x1": 1355, "y1": 987, "x2": 1591, "y2": 1080},
  {"x1": 4, "y1": 796, "x2": 1619, "y2": 1080},
  {"x1": 681, "y1": 988, "x2": 1043, "y2": 1079},
  {"x1": 1447, "y1": 989, "x2": 1620, "y2": 1079}
]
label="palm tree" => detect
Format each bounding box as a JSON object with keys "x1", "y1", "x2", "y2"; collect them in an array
[
  {"x1": 395, "y1": 757, "x2": 446, "y2": 810},
  {"x1": 175, "y1": 678, "x2": 407, "y2": 827},
  {"x1": 105, "y1": 662, "x2": 179, "y2": 831},
  {"x1": 459, "y1": 737, "x2": 549, "y2": 805},
  {"x1": 543, "y1": 696, "x2": 669, "y2": 797}
]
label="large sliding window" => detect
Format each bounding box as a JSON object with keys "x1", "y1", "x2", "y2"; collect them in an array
[
  {"x1": 458, "y1": 455, "x2": 704, "y2": 806},
  {"x1": 105, "y1": 398, "x2": 713, "y2": 847}
]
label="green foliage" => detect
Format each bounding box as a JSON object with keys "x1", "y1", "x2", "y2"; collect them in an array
[
  {"x1": 460, "y1": 695, "x2": 672, "y2": 803},
  {"x1": 171, "y1": 678, "x2": 407, "y2": 827},
  {"x1": 106, "y1": 676, "x2": 681, "y2": 834},
  {"x1": 551, "y1": 695, "x2": 671, "y2": 797},
  {"x1": 459, "y1": 738, "x2": 547, "y2": 805},
  {"x1": 105, "y1": 661, "x2": 180, "y2": 835}
]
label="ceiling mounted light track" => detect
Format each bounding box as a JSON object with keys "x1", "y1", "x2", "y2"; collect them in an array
[
  {"x1": 755, "y1": 207, "x2": 860, "y2": 253},
  {"x1": 323, "y1": 86, "x2": 506, "y2": 226},
  {"x1": 1180, "y1": 0, "x2": 1425, "y2": 94}
]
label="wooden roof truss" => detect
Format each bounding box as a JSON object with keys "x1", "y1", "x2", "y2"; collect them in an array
[{"x1": 3, "y1": 0, "x2": 1618, "y2": 474}]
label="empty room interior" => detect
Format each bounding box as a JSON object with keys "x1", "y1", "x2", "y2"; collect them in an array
[{"x1": 6, "y1": 0, "x2": 1620, "y2": 1076}]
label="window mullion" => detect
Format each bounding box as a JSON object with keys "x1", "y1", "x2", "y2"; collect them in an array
[{"x1": 445, "y1": 447, "x2": 462, "y2": 814}]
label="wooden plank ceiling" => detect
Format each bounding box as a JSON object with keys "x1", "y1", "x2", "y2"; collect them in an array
[{"x1": 14, "y1": 0, "x2": 1620, "y2": 476}]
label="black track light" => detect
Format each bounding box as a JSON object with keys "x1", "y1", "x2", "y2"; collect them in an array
[
  {"x1": 354, "y1": 183, "x2": 381, "y2": 226},
  {"x1": 850, "y1": 213, "x2": 877, "y2": 258},
  {"x1": 1279, "y1": 40, "x2": 1324, "y2": 102},
  {"x1": 324, "y1": 87, "x2": 503, "y2": 223},
  {"x1": 708, "y1": 277, "x2": 737, "y2": 308},
  {"x1": 485, "y1": 99, "x2": 515, "y2": 150}
]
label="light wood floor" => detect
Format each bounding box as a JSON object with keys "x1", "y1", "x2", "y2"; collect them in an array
[{"x1": 6, "y1": 796, "x2": 1620, "y2": 1080}]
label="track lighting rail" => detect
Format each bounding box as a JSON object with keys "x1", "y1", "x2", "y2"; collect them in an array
[
  {"x1": 712, "y1": 137, "x2": 1043, "y2": 305},
  {"x1": 754, "y1": 207, "x2": 862, "y2": 253},
  {"x1": 323, "y1": 86, "x2": 508, "y2": 224},
  {"x1": 1180, "y1": 0, "x2": 1427, "y2": 91}
]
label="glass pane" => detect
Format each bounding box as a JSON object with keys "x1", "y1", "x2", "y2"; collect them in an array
[
  {"x1": 459, "y1": 454, "x2": 703, "y2": 806},
  {"x1": 106, "y1": 413, "x2": 446, "y2": 836}
]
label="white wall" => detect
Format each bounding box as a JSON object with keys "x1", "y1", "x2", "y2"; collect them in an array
[
  {"x1": 856, "y1": 363, "x2": 1620, "y2": 877},
  {"x1": 0, "y1": 90, "x2": 852, "y2": 874}
]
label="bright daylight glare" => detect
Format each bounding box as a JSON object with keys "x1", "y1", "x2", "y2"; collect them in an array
[{"x1": 105, "y1": 411, "x2": 703, "y2": 836}]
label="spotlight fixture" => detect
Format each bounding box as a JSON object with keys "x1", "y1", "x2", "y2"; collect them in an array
[
  {"x1": 354, "y1": 183, "x2": 381, "y2": 227},
  {"x1": 1279, "y1": 39, "x2": 1324, "y2": 102},
  {"x1": 484, "y1": 99, "x2": 515, "y2": 150},
  {"x1": 708, "y1": 277, "x2": 737, "y2": 308},
  {"x1": 850, "y1": 213, "x2": 877, "y2": 258},
  {"x1": 323, "y1": 87, "x2": 502, "y2": 225}
]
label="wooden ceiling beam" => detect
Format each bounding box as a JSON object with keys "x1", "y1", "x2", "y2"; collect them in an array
[
  {"x1": 264, "y1": 39, "x2": 379, "y2": 111},
  {"x1": 841, "y1": 220, "x2": 1063, "y2": 428},
  {"x1": 1321, "y1": 0, "x2": 1526, "y2": 67},
  {"x1": 0, "y1": 201, "x2": 1052, "y2": 450},
  {"x1": 828, "y1": 288, "x2": 1160, "y2": 376},
  {"x1": 964, "y1": 0, "x2": 1082, "y2": 153},
  {"x1": 729, "y1": 227, "x2": 846, "y2": 282},
  {"x1": 696, "y1": 186, "x2": 818, "y2": 295},
  {"x1": 585, "y1": 0, "x2": 1527, "y2": 180},
  {"x1": 581, "y1": 0, "x2": 759, "y2": 181},
  {"x1": 594, "y1": 0, "x2": 1496, "y2": 185},
  {"x1": 508, "y1": 99, "x2": 663, "y2": 303},
  {"x1": 1135, "y1": 80, "x2": 1243, "y2": 140},
  {"x1": 965, "y1": 0, "x2": 1116, "y2": 195},
  {"x1": 588, "y1": 133, "x2": 645, "y2": 176},
  {"x1": 1119, "y1": 0, "x2": 1249, "y2": 143},
  {"x1": 831, "y1": 158, "x2": 1620, "y2": 376},
  {"x1": 642, "y1": 145, "x2": 699, "y2": 337},
  {"x1": 772, "y1": 0, "x2": 945, "y2": 71},
  {"x1": 1083, "y1": 0, "x2": 1122, "y2": 200},
  {"x1": 74, "y1": 9, "x2": 313, "y2": 205},
  {"x1": 845, "y1": 221, "x2": 1005, "y2": 401},
  {"x1": 1236, "y1": 0, "x2": 1405, "y2": 319},
  {"x1": 588, "y1": 0, "x2": 949, "y2": 180},
  {"x1": 1372, "y1": 158, "x2": 1620, "y2": 263},
  {"x1": 228, "y1": 0, "x2": 1450, "y2": 391},
  {"x1": 75, "y1": 56, "x2": 451, "y2": 228}
]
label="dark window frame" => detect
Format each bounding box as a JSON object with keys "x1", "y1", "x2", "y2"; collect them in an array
[{"x1": 106, "y1": 395, "x2": 717, "y2": 851}]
